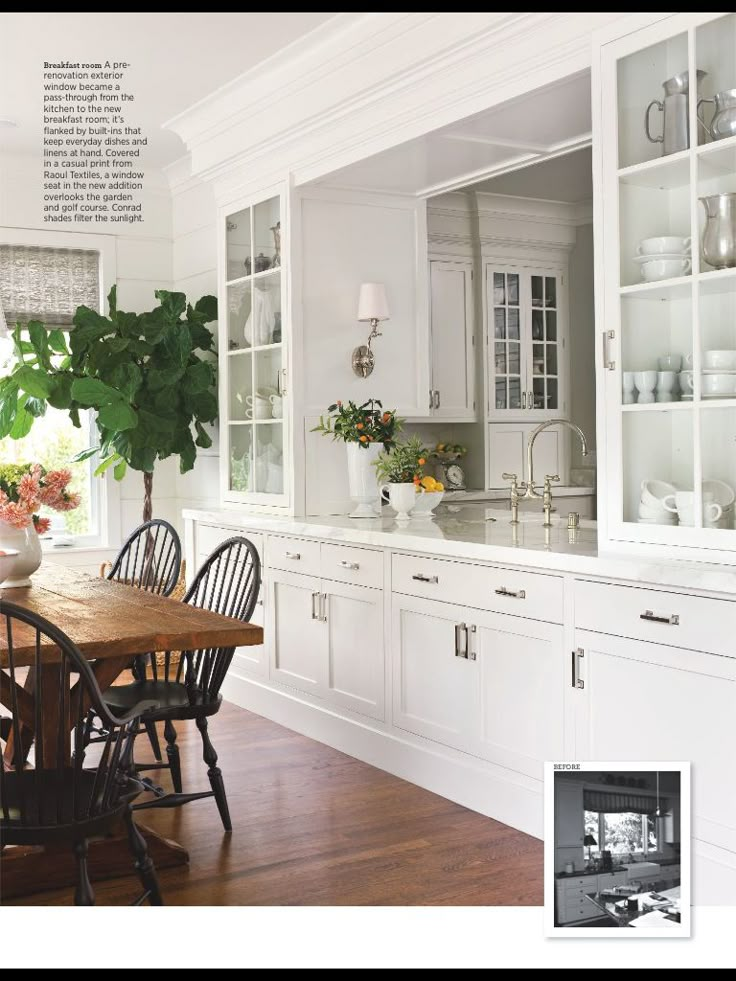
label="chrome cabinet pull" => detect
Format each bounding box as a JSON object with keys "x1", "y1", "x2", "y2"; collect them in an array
[
  {"x1": 412, "y1": 573, "x2": 439, "y2": 584},
  {"x1": 495, "y1": 587, "x2": 526, "y2": 600},
  {"x1": 311, "y1": 591, "x2": 320, "y2": 621},
  {"x1": 434, "y1": 390, "x2": 441, "y2": 409},
  {"x1": 572, "y1": 647, "x2": 585, "y2": 689},
  {"x1": 320, "y1": 593, "x2": 328, "y2": 623},
  {"x1": 468, "y1": 624, "x2": 477, "y2": 661},
  {"x1": 521, "y1": 391, "x2": 526, "y2": 410},
  {"x1": 602, "y1": 329, "x2": 616, "y2": 372},
  {"x1": 454, "y1": 622, "x2": 468, "y2": 659},
  {"x1": 340, "y1": 560, "x2": 360, "y2": 571},
  {"x1": 285, "y1": 551, "x2": 301, "y2": 560},
  {"x1": 640, "y1": 610, "x2": 679, "y2": 626}
]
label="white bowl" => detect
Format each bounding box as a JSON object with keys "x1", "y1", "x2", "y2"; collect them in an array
[
  {"x1": 0, "y1": 549, "x2": 20, "y2": 585},
  {"x1": 640, "y1": 479, "x2": 677, "y2": 510},
  {"x1": 702, "y1": 374, "x2": 736, "y2": 396},
  {"x1": 634, "y1": 255, "x2": 691, "y2": 282},
  {"x1": 703, "y1": 350, "x2": 736, "y2": 370},
  {"x1": 703, "y1": 479, "x2": 736, "y2": 510},
  {"x1": 638, "y1": 513, "x2": 677, "y2": 525},
  {"x1": 637, "y1": 236, "x2": 691, "y2": 256},
  {"x1": 411, "y1": 490, "x2": 445, "y2": 515}
]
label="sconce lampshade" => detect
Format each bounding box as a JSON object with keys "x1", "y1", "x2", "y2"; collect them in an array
[
  {"x1": 357, "y1": 282, "x2": 390, "y2": 323},
  {"x1": 584, "y1": 834, "x2": 597, "y2": 847}
]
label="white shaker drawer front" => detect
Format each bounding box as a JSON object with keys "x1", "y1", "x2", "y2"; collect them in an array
[
  {"x1": 560, "y1": 904, "x2": 598, "y2": 923},
  {"x1": 575, "y1": 579, "x2": 736, "y2": 658},
  {"x1": 320, "y1": 543, "x2": 383, "y2": 589},
  {"x1": 266, "y1": 535, "x2": 321, "y2": 577},
  {"x1": 391, "y1": 553, "x2": 563, "y2": 623},
  {"x1": 196, "y1": 525, "x2": 264, "y2": 563}
]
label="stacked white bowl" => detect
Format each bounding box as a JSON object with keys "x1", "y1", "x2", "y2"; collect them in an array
[
  {"x1": 638, "y1": 479, "x2": 678, "y2": 525},
  {"x1": 703, "y1": 350, "x2": 736, "y2": 399},
  {"x1": 634, "y1": 236, "x2": 691, "y2": 283}
]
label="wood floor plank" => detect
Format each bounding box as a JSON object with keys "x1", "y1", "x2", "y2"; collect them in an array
[{"x1": 1, "y1": 700, "x2": 543, "y2": 906}]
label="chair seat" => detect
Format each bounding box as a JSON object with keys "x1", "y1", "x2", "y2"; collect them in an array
[
  {"x1": 1, "y1": 768, "x2": 139, "y2": 845},
  {"x1": 105, "y1": 680, "x2": 222, "y2": 721}
]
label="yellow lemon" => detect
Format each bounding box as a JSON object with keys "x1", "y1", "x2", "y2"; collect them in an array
[
  {"x1": 435, "y1": 481, "x2": 444, "y2": 491},
  {"x1": 421, "y1": 475, "x2": 436, "y2": 490}
]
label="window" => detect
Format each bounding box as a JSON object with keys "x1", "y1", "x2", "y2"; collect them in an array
[
  {"x1": 0, "y1": 245, "x2": 101, "y2": 543},
  {"x1": 585, "y1": 810, "x2": 658, "y2": 856}
]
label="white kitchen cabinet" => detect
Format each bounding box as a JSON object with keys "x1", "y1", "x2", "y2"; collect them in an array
[
  {"x1": 573, "y1": 628, "x2": 736, "y2": 855},
  {"x1": 269, "y1": 568, "x2": 325, "y2": 694},
  {"x1": 594, "y1": 13, "x2": 736, "y2": 557},
  {"x1": 487, "y1": 421, "x2": 568, "y2": 489},
  {"x1": 486, "y1": 264, "x2": 568, "y2": 421},
  {"x1": 427, "y1": 260, "x2": 475, "y2": 420},
  {"x1": 475, "y1": 612, "x2": 565, "y2": 779},
  {"x1": 269, "y1": 567, "x2": 385, "y2": 720},
  {"x1": 392, "y1": 593, "x2": 480, "y2": 754},
  {"x1": 555, "y1": 780, "x2": 584, "y2": 849}
]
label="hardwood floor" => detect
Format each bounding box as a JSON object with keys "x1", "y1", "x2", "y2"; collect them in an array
[{"x1": 3, "y1": 701, "x2": 543, "y2": 906}]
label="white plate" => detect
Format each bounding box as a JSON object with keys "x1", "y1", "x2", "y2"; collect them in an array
[
  {"x1": 703, "y1": 393, "x2": 736, "y2": 399},
  {"x1": 702, "y1": 368, "x2": 736, "y2": 375}
]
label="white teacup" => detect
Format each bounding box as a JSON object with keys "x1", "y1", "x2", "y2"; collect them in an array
[
  {"x1": 658, "y1": 354, "x2": 682, "y2": 372},
  {"x1": 635, "y1": 256, "x2": 691, "y2": 282},
  {"x1": 269, "y1": 393, "x2": 283, "y2": 419},
  {"x1": 640, "y1": 479, "x2": 677, "y2": 511},
  {"x1": 380, "y1": 482, "x2": 417, "y2": 521},
  {"x1": 656, "y1": 370, "x2": 676, "y2": 401},
  {"x1": 679, "y1": 370, "x2": 694, "y2": 393},
  {"x1": 662, "y1": 491, "x2": 722, "y2": 526},
  {"x1": 634, "y1": 370, "x2": 657, "y2": 404},
  {"x1": 637, "y1": 236, "x2": 691, "y2": 256},
  {"x1": 245, "y1": 394, "x2": 272, "y2": 419}
]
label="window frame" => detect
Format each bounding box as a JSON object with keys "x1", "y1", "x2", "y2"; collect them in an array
[
  {"x1": 585, "y1": 809, "x2": 658, "y2": 857},
  {"x1": 0, "y1": 228, "x2": 120, "y2": 549}
]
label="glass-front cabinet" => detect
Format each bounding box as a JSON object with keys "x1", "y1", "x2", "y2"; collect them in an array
[
  {"x1": 220, "y1": 189, "x2": 289, "y2": 507},
  {"x1": 597, "y1": 12, "x2": 736, "y2": 554},
  {"x1": 486, "y1": 265, "x2": 566, "y2": 420}
]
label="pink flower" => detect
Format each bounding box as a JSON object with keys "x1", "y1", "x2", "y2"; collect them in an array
[
  {"x1": 56, "y1": 492, "x2": 81, "y2": 512},
  {"x1": 17, "y1": 472, "x2": 41, "y2": 510},
  {"x1": 33, "y1": 516, "x2": 51, "y2": 535},
  {"x1": 0, "y1": 501, "x2": 34, "y2": 529}
]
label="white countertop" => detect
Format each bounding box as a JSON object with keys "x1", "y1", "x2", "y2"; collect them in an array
[{"x1": 184, "y1": 505, "x2": 736, "y2": 597}]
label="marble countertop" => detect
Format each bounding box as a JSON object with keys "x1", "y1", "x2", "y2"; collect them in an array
[
  {"x1": 183, "y1": 505, "x2": 736, "y2": 596},
  {"x1": 445, "y1": 486, "x2": 595, "y2": 502}
]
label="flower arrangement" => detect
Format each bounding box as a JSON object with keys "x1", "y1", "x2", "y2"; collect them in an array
[
  {"x1": 312, "y1": 399, "x2": 402, "y2": 448},
  {"x1": 0, "y1": 463, "x2": 81, "y2": 535},
  {"x1": 373, "y1": 435, "x2": 429, "y2": 485}
]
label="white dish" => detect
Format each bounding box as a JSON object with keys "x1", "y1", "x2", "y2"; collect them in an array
[
  {"x1": 635, "y1": 256, "x2": 691, "y2": 282},
  {"x1": 702, "y1": 368, "x2": 736, "y2": 375},
  {"x1": 640, "y1": 478, "x2": 678, "y2": 509},
  {"x1": 703, "y1": 392, "x2": 736, "y2": 399},
  {"x1": 637, "y1": 236, "x2": 691, "y2": 256},
  {"x1": 638, "y1": 514, "x2": 677, "y2": 525},
  {"x1": 411, "y1": 490, "x2": 445, "y2": 515},
  {"x1": 633, "y1": 252, "x2": 690, "y2": 262},
  {"x1": 702, "y1": 374, "x2": 736, "y2": 396},
  {"x1": 704, "y1": 350, "x2": 736, "y2": 370}
]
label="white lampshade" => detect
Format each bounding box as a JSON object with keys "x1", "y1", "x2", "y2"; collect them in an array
[{"x1": 357, "y1": 282, "x2": 390, "y2": 322}]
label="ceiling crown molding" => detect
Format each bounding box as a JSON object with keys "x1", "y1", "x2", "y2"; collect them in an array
[{"x1": 164, "y1": 12, "x2": 627, "y2": 195}]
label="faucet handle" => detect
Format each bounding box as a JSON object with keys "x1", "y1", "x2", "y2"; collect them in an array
[
  {"x1": 544, "y1": 473, "x2": 561, "y2": 487},
  {"x1": 502, "y1": 472, "x2": 518, "y2": 484}
]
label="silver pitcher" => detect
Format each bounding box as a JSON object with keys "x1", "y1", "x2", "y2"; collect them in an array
[
  {"x1": 700, "y1": 193, "x2": 736, "y2": 269},
  {"x1": 697, "y1": 89, "x2": 736, "y2": 142},
  {"x1": 646, "y1": 70, "x2": 707, "y2": 155}
]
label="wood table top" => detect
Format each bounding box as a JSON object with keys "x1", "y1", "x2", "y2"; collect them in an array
[{"x1": 0, "y1": 564, "x2": 263, "y2": 667}]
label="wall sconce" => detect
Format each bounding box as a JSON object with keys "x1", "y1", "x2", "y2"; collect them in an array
[{"x1": 352, "y1": 282, "x2": 390, "y2": 378}]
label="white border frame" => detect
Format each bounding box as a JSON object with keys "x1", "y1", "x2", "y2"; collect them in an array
[{"x1": 544, "y1": 760, "x2": 691, "y2": 939}]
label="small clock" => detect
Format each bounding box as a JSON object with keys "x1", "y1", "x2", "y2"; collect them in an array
[{"x1": 442, "y1": 463, "x2": 466, "y2": 490}]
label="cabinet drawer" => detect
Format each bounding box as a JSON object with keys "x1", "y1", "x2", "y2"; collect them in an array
[
  {"x1": 266, "y1": 535, "x2": 321, "y2": 577},
  {"x1": 575, "y1": 579, "x2": 736, "y2": 658},
  {"x1": 560, "y1": 903, "x2": 598, "y2": 923},
  {"x1": 392, "y1": 553, "x2": 563, "y2": 623},
  {"x1": 320, "y1": 543, "x2": 383, "y2": 590},
  {"x1": 196, "y1": 524, "x2": 263, "y2": 562}
]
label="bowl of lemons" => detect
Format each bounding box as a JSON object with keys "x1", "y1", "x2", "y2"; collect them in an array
[{"x1": 412, "y1": 475, "x2": 445, "y2": 516}]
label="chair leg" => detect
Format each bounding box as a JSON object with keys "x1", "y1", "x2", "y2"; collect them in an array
[
  {"x1": 73, "y1": 839, "x2": 95, "y2": 906},
  {"x1": 164, "y1": 719, "x2": 182, "y2": 793},
  {"x1": 144, "y1": 718, "x2": 163, "y2": 762},
  {"x1": 123, "y1": 803, "x2": 163, "y2": 906},
  {"x1": 196, "y1": 716, "x2": 231, "y2": 832}
]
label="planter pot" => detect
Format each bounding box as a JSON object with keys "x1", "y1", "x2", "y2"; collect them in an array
[
  {"x1": 380, "y1": 482, "x2": 417, "y2": 521},
  {"x1": 0, "y1": 521, "x2": 43, "y2": 588},
  {"x1": 346, "y1": 441, "x2": 384, "y2": 518}
]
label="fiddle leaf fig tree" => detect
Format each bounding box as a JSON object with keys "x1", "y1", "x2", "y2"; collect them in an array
[{"x1": 0, "y1": 285, "x2": 218, "y2": 522}]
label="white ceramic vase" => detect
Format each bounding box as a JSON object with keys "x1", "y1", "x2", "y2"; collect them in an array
[
  {"x1": 0, "y1": 521, "x2": 43, "y2": 588},
  {"x1": 346, "y1": 441, "x2": 383, "y2": 518}
]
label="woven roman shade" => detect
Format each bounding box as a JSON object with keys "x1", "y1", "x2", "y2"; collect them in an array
[
  {"x1": 584, "y1": 790, "x2": 660, "y2": 814},
  {"x1": 0, "y1": 245, "x2": 100, "y2": 328}
]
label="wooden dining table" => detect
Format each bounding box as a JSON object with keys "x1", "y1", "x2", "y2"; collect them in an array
[{"x1": 0, "y1": 564, "x2": 263, "y2": 901}]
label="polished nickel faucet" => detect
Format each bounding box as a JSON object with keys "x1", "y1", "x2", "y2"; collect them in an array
[{"x1": 523, "y1": 419, "x2": 589, "y2": 500}]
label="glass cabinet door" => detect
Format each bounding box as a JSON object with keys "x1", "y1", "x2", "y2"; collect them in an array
[
  {"x1": 604, "y1": 13, "x2": 736, "y2": 546},
  {"x1": 224, "y1": 192, "x2": 287, "y2": 503}
]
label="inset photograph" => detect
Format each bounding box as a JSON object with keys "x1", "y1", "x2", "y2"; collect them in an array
[{"x1": 545, "y1": 763, "x2": 690, "y2": 937}]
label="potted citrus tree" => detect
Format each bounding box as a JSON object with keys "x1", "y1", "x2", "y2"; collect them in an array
[{"x1": 373, "y1": 435, "x2": 429, "y2": 521}]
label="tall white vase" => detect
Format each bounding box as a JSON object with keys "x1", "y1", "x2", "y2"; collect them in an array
[
  {"x1": 346, "y1": 441, "x2": 383, "y2": 518},
  {"x1": 0, "y1": 521, "x2": 43, "y2": 588}
]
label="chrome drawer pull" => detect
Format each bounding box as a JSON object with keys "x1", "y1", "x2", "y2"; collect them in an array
[
  {"x1": 495, "y1": 587, "x2": 526, "y2": 599},
  {"x1": 640, "y1": 610, "x2": 679, "y2": 626},
  {"x1": 311, "y1": 591, "x2": 320, "y2": 620},
  {"x1": 340, "y1": 560, "x2": 360, "y2": 571},
  {"x1": 412, "y1": 573, "x2": 439, "y2": 584},
  {"x1": 454, "y1": 622, "x2": 468, "y2": 659},
  {"x1": 571, "y1": 647, "x2": 585, "y2": 689},
  {"x1": 285, "y1": 551, "x2": 301, "y2": 560}
]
